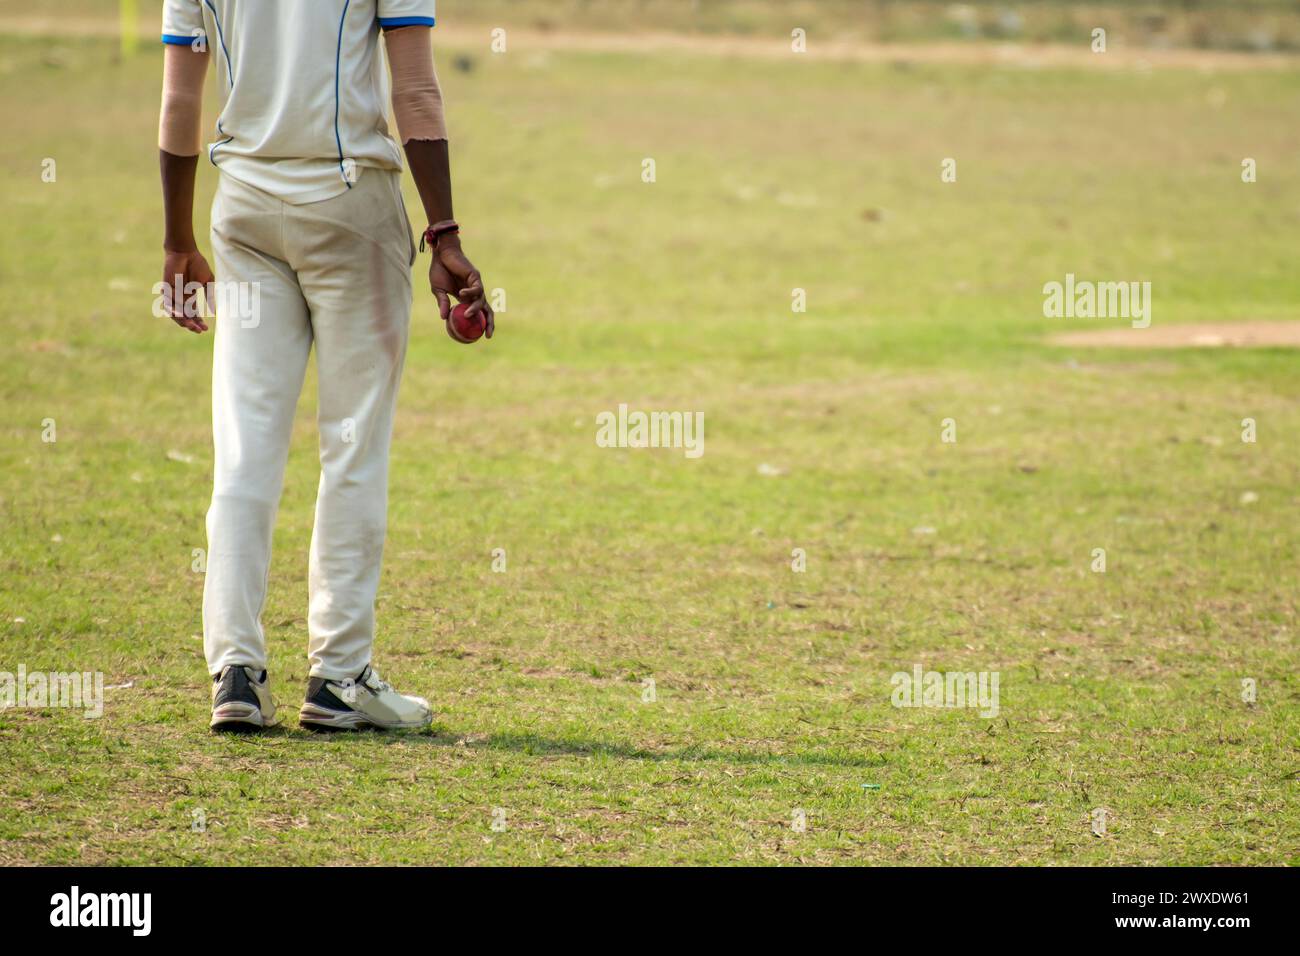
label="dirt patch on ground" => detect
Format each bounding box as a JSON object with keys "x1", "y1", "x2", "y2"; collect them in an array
[{"x1": 1049, "y1": 321, "x2": 1300, "y2": 349}]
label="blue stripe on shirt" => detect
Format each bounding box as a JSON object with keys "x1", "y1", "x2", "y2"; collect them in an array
[
  {"x1": 203, "y1": 0, "x2": 234, "y2": 88},
  {"x1": 378, "y1": 16, "x2": 435, "y2": 28},
  {"x1": 334, "y1": 0, "x2": 353, "y2": 188},
  {"x1": 200, "y1": 0, "x2": 235, "y2": 165}
]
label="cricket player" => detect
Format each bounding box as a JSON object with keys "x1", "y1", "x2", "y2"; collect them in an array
[{"x1": 156, "y1": 0, "x2": 492, "y2": 731}]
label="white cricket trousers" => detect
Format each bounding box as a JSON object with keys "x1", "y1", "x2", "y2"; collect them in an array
[{"x1": 203, "y1": 170, "x2": 415, "y2": 681}]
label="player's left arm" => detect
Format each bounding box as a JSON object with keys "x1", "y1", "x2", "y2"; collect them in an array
[{"x1": 384, "y1": 24, "x2": 494, "y2": 338}]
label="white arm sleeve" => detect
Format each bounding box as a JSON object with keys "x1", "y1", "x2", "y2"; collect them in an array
[
  {"x1": 158, "y1": 43, "x2": 209, "y2": 156},
  {"x1": 384, "y1": 25, "x2": 447, "y2": 144}
]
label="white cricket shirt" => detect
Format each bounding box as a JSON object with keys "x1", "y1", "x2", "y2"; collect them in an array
[{"x1": 162, "y1": 0, "x2": 436, "y2": 204}]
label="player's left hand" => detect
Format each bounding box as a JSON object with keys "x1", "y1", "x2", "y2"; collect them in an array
[{"x1": 430, "y1": 235, "x2": 494, "y2": 339}]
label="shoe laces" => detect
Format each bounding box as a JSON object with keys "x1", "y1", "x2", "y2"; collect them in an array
[{"x1": 362, "y1": 667, "x2": 393, "y2": 695}]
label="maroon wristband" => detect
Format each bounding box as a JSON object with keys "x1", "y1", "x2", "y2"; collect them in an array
[{"x1": 419, "y1": 221, "x2": 459, "y2": 253}]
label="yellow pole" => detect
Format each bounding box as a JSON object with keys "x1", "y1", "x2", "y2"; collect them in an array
[{"x1": 120, "y1": 0, "x2": 139, "y2": 59}]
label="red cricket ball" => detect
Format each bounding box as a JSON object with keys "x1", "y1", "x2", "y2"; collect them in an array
[{"x1": 446, "y1": 302, "x2": 485, "y2": 344}]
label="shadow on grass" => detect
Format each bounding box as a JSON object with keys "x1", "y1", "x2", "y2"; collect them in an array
[{"x1": 295, "y1": 726, "x2": 888, "y2": 769}]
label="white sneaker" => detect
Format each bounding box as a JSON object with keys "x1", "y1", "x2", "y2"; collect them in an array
[
  {"x1": 299, "y1": 665, "x2": 432, "y2": 731},
  {"x1": 210, "y1": 665, "x2": 278, "y2": 732}
]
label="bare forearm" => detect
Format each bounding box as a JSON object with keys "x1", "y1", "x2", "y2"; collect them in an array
[
  {"x1": 160, "y1": 150, "x2": 199, "y2": 252},
  {"x1": 403, "y1": 138, "x2": 453, "y2": 225}
]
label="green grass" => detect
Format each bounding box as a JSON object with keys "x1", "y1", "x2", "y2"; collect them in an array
[{"x1": 0, "y1": 24, "x2": 1297, "y2": 865}]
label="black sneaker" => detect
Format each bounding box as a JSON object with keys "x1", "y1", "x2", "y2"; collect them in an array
[{"x1": 210, "y1": 665, "x2": 278, "y2": 732}]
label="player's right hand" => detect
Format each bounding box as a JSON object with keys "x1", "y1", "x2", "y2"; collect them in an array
[{"x1": 161, "y1": 247, "x2": 215, "y2": 334}]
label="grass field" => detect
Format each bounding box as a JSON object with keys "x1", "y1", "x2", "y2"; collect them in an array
[{"x1": 0, "y1": 6, "x2": 1298, "y2": 865}]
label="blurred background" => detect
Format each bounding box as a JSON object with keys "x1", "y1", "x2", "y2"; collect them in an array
[
  {"x1": 7, "y1": 0, "x2": 1300, "y2": 52},
  {"x1": 466, "y1": 0, "x2": 1300, "y2": 52}
]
